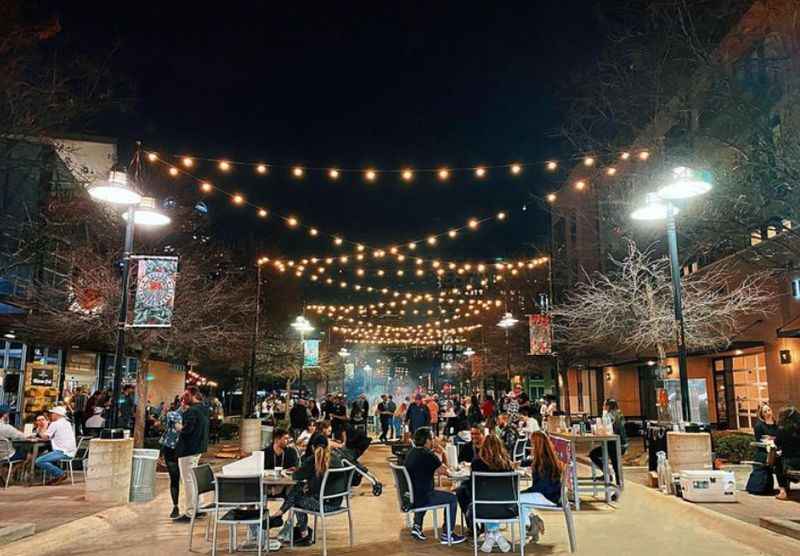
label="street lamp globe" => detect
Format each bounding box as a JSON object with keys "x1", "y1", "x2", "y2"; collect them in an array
[
  {"x1": 338, "y1": 348, "x2": 350, "y2": 357},
  {"x1": 463, "y1": 347, "x2": 476, "y2": 357},
  {"x1": 291, "y1": 315, "x2": 314, "y2": 333},
  {"x1": 631, "y1": 193, "x2": 679, "y2": 221},
  {"x1": 497, "y1": 312, "x2": 518, "y2": 329},
  {"x1": 121, "y1": 196, "x2": 171, "y2": 226},
  {"x1": 88, "y1": 170, "x2": 142, "y2": 205},
  {"x1": 657, "y1": 166, "x2": 712, "y2": 200}
]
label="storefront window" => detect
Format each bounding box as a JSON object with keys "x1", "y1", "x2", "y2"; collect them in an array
[
  {"x1": 663, "y1": 378, "x2": 710, "y2": 424},
  {"x1": 6, "y1": 342, "x2": 23, "y2": 369},
  {"x1": 732, "y1": 353, "x2": 768, "y2": 430}
]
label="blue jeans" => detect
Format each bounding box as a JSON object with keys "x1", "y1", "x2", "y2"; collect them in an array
[
  {"x1": 35, "y1": 450, "x2": 68, "y2": 478},
  {"x1": 413, "y1": 490, "x2": 457, "y2": 533},
  {"x1": 393, "y1": 417, "x2": 403, "y2": 437}
]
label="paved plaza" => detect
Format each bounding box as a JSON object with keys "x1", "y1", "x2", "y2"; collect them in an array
[{"x1": 4, "y1": 445, "x2": 800, "y2": 556}]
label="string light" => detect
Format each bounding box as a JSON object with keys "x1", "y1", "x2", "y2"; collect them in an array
[
  {"x1": 475, "y1": 166, "x2": 486, "y2": 178},
  {"x1": 620, "y1": 152, "x2": 631, "y2": 160},
  {"x1": 365, "y1": 169, "x2": 377, "y2": 182},
  {"x1": 147, "y1": 152, "x2": 159, "y2": 162},
  {"x1": 408, "y1": 242, "x2": 416, "y2": 250},
  {"x1": 334, "y1": 237, "x2": 343, "y2": 246},
  {"x1": 256, "y1": 163, "x2": 268, "y2": 174},
  {"x1": 638, "y1": 150, "x2": 650, "y2": 161},
  {"x1": 606, "y1": 167, "x2": 617, "y2": 176},
  {"x1": 329, "y1": 168, "x2": 340, "y2": 179},
  {"x1": 497, "y1": 212, "x2": 506, "y2": 220},
  {"x1": 287, "y1": 216, "x2": 299, "y2": 227},
  {"x1": 219, "y1": 161, "x2": 231, "y2": 171},
  {"x1": 438, "y1": 168, "x2": 449, "y2": 180},
  {"x1": 575, "y1": 180, "x2": 586, "y2": 191},
  {"x1": 258, "y1": 208, "x2": 268, "y2": 218},
  {"x1": 356, "y1": 244, "x2": 365, "y2": 252},
  {"x1": 468, "y1": 218, "x2": 479, "y2": 230},
  {"x1": 168, "y1": 167, "x2": 179, "y2": 176},
  {"x1": 182, "y1": 157, "x2": 194, "y2": 168},
  {"x1": 310, "y1": 228, "x2": 319, "y2": 236},
  {"x1": 510, "y1": 163, "x2": 522, "y2": 175},
  {"x1": 547, "y1": 193, "x2": 557, "y2": 203},
  {"x1": 546, "y1": 161, "x2": 557, "y2": 171},
  {"x1": 583, "y1": 156, "x2": 595, "y2": 167},
  {"x1": 402, "y1": 169, "x2": 413, "y2": 181},
  {"x1": 448, "y1": 230, "x2": 457, "y2": 238},
  {"x1": 292, "y1": 166, "x2": 304, "y2": 178},
  {"x1": 427, "y1": 236, "x2": 437, "y2": 246},
  {"x1": 232, "y1": 194, "x2": 244, "y2": 205},
  {"x1": 200, "y1": 181, "x2": 213, "y2": 192}
]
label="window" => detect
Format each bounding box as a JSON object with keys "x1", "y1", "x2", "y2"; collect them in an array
[{"x1": 792, "y1": 278, "x2": 800, "y2": 299}]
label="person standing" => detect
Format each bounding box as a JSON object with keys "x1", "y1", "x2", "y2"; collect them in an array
[
  {"x1": 289, "y1": 399, "x2": 310, "y2": 440},
  {"x1": 405, "y1": 394, "x2": 431, "y2": 435},
  {"x1": 377, "y1": 395, "x2": 392, "y2": 442},
  {"x1": 776, "y1": 406, "x2": 800, "y2": 501},
  {"x1": 119, "y1": 384, "x2": 136, "y2": 431},
  {"x1": 426, "y1": 396, "x2": 440, "y2": 437},
  {"x1": 386, "y1": 395, "x2": 397, "y2": 440},
  {"x1": 160, "y1": 399, "x2": 184, "y2": 519},
  {"x1": 330, "y1": 395, "x2": 348, "y2": 439},
  {"x1": 394, "y1": 397, "x2": 408, "y2": 439},
  {"x1": 589, "y1": 399, "x2": 627, "y2": 487},
  {"x1": 71, "y1": 387, "x2": 88, "y2": 437},
  {"x1": 174, "y1": 388, "x2": 209, "y2": 523},
  {"x1": 34, "y1": 406, "x2": 77, "y2": 485},
  {"x1": 351, "y1": 394, "x2": 369, "y2": 435}
]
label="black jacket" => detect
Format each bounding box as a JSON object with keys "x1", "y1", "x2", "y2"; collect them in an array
[
  {"x1": 290, "y1": 405, "x2": 310, "y2": 430},
  {"x1": 177, "y1": 403, "x2": 209, "y2": 457}
]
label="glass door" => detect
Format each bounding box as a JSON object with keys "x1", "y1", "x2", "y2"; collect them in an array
[{"x1": 732, "y1": 352, "x2": 768, "y2": 430}]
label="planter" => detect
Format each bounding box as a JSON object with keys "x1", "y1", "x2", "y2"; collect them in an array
[
  {"x1": 720, "y1": 463, "x2": 752, "y2": 491},
  {"x1": 239, "y1": 418, "x2": 262, "y2": 454},
  {"x1": 84, "y1": 438, "x2": 134, "y2": 505}
]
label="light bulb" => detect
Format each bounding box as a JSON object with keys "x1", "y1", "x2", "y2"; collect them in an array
[
  {"x1": 438, "y1": 168, "x2": 449, "y2": 180},
  {"x1": 546, "y1": 192, "x2": 557, "y2": 202},
  {"x1": 329, "y1": 168, "x2": 339, "y2": 179},
  {"x1": 232, "y1": 194, "x2": 244, "y2": 204},
  {"x1": 292, "y1": 166, "x2": 304, "y2": 178},
  {"x1": 497, "y1": 212, "x2": 506, "y2": 220},
  {"x1": 620, "y1": 152, "x2": 631, "y2": 160},
  {"x1": 584, "y1": 156, "x2": 595, "y2": 167},
  {"x1": 182, "y1": 157, "x2": 194, "y2": 167},
  {"x1": 638, "y1": 150, "x2": 650, "y2": 160},
  {"x1": 365, "y1": 169, "x2": 377, "y2": 182},
  {"x1": 287, "y1": 217, "x2": 299, "y2": 227},
  {"x1": 401, "y1": 169, "x2": 413, "y2": 181},
  {"x1": 575, "y1": 180, "x2": 586, "y2": 190},
  {"x1": 334, "y1": 237, "x2": 343, "y2": 246},
  {"x1": 468, "y1": 218, "x2": 479, "y2": 229},
  {"x1": 510, "y1": 163, "x2": 522, "y2": 174},
  {"x1": 475, "y1": 166, "x2": 486, "y2": 178},
  {"x1": 606, "y1": 167, "x2": 617, "y2": 176},
  {"x1": 309, "y1": 228, "x2": 318, "y2": 236},
  {"x1": 545, "y1": 160, "x2": 557, "y2": 171},
  {"x1": 256, "y1": 163, "x2": 268, "y2": 174},
  {"x1": 448, "y1": 230, "x2": 457, "y2": 238},
  {"x1": 427, "y1": 236, "x2": 437, "y2": 245},
  {"x1": 147, "y1": 152, "x2": 158, "y2": 162},
  {"x1": 168, "y1": 167, "x2": 179, "y2": 176},
  {"x1": 219, "y1": 160, "x2": 231, "y2": 171},
  {"x1": 408, "y1": 242, "x2": 416, "y2": 250},
  {"x1": 258, "y1": 208, "x2": 268, "y2": 218}
]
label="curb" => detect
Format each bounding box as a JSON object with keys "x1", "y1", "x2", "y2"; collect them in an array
[{"x1": 2, "y1": 489, "x2": 172, "y2": 556}]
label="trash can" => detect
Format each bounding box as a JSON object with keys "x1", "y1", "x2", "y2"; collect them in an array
[
  {"x1": 130, "y1": 448, "x2": 159, "y2": 502},
  {"x1": 261, "y1": 425, "x2": 273, "y2": 449}
]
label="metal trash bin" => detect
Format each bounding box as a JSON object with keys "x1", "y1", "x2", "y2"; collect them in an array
[
  {"x1": 130, "y1": 448, "x2": 160, "y2": 502},
  {"x1": 261, "y1": 425, "x2": 274, "y2": 449}
]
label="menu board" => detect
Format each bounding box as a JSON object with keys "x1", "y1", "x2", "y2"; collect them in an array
[{"x1": 31, "y1": 366, "x2": 54, "y2": 386}]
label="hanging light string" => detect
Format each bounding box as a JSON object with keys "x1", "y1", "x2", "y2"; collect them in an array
[
  {"x1": 343, "y1": 337, "x2": 468, "y2": 346},
  {"x1": 312, "y1": 298, "x2": 504, "y2": 323},
  {"x1": 145, "y1": 148, "x2": 509, "y2": 252},
  {"x1": 147, "y1": 146, "x2": 653, "y2": 184}
]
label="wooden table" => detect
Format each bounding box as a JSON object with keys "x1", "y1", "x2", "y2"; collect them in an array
[
  {"x1": 262, "y1": 472, "x2": 297, "y2": 488},
  {"x1": 549, "y1": 432, "x2": 623, "y2": 509},
  {"x1": 11, "y1": 438, "x2": 51, "y2": 486}
]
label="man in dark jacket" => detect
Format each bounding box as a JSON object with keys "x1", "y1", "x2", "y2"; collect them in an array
[
  {"x1": 174, "y1": 387, "x2": 209, "y2": 523},
  {"x1": 405, "y1": 394, "x2": 430, "y2": 434},
  {"x1": 289, "y1": 399, "x2": 310, "y2": 439}
]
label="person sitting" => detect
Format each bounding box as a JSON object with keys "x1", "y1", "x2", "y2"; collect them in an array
[
  {"x1": 0, "y1": 404, "x2": 27, "y2": 475},
  {"x1": 34, "y1": 406, "x2": 77, "y2": 485},
  {"x1": 456, "y1": 433, "x2": 515, "y2": 551},
  {"x1": 458, "y1": 426, "x2": 485, "y2": 463},
  {"x1": 270, "y1": 435, "x2": 348, "y2": 545},
  {"x1": 519, "y1": 431, "x2": 563, "y2": 542},
  {"x1": 296, "y1": 421, "x2": 316, "y2": 451},
  {"x1": 403, "y1": 427, "x2": 466, "y2": 544},
  {"x1": 776, "y1": 406, "x2": 800, "y2": 501},
  {"x1": 265, "y1": 428, "x2": 300, "y2": 473},
  {"x1": 589, "y1": 399, "x2": 627, "y2": 486},
  {"x1": 304, "y1": 420, "x2": 343, "y2": 459}
]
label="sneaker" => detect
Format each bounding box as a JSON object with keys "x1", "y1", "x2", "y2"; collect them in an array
[
  {"x1": 276, "y1": 521, "x2": 293, "y2": 543},
  {"x1": 480, "y1": 531, "x2": 496, "y2": 552},
  {"x1": 172, "y1": 515, "x2": 192, "y2": 524},
  {"x1": 169, "y1": 507, "x2": 180, "y2": 519},
  {"x1": 411, "y1": 525, "x2": 426, "y2": 541},
  {"x1": 441, "y1": 532, "x2": 467, "y2": 545},
  {"x1": 496, "y1": 533, "x2": 511, "y2": 553}
]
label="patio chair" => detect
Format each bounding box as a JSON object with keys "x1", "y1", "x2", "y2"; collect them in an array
[
  {"x1": 211, "y1": 474, "x2": 267, "y2": 556},
  {"x1": 0, "y1": 438, "x2": 23, "y2": 489},
  {"x1": 289, "y1": 464, "x2": 356, "y2": 556},
  {"x1": 389, "y1": 463, "x2": 452, "y2": 544},
  {"x1": 61, "y1": 436, "x2": 92, "y2": 484},
  {"x1": 471, "y1": 471, "x2": 523, "y2": 556},
  {"x1": 519, "y1": 462, "x2": 577, "y2": 553},
  {"x1": 189, "y1": 464, "x2": 218, "y2": 551}
]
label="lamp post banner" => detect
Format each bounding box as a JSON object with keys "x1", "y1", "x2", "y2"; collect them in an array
[
  {"x1": 132, "y1": 256, "x2": 179, "y2": 328},
  {"x1": 529, "y1": 313, "x2": 552, "y2": 355},
  {"x1": 303, "y1": 339, "x2": 320, "y2": 368}
]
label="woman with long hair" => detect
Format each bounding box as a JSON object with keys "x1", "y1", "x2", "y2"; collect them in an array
[
  {"x1": 159, "y1": 398, "x2": 185, "y2": 519},
  {"x1": 270, "y1": 435, "x2": 348, "y2": 545},
  {"x1": 518, "y1": 431, "x2": 565, "y2": 542},
  {"x1": 776, "y1": 406, "x2": 800, "y2": 500}
]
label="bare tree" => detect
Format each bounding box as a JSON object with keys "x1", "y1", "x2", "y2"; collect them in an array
[{"x1": 551, "y1": 240, "x2": 774, "y2": 365}]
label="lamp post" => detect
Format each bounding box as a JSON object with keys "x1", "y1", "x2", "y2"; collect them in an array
[
  {"x1": 88, "y1": 171, "x2": 170, "y2": 429},
  {"x1": 632, "y1": 166, "x2": 712, "y2": 422},
  {"x1": 497, "y1": 312, "x2": 518, "y2": 385},
  {"x1": 248, "y1": 259, "x2": 268, "y2": 416},
  {"x1": 337, "y1": 347, "x2": 350, "y2": 393},
  {"x1": 291, "y1": 315, "x2": 314, "y2": 395}
]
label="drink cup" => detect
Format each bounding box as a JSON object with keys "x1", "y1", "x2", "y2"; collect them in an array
[{"x1": 274, "y1": 466, "x2": 283, "y2": 478}]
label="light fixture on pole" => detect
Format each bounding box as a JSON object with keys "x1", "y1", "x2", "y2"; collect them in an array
[
  {"x1": 121, "y1": 196, "x2": 172, "y2": 226},
  {"x1": 497, "y1": 312, "x2": 518, "y2": 382},
  {"x1": 292, "y1": 315, "x2": 314, "y2": 394},
  {"x1": 338, "y1": 347, "x2": 350, "y2": 358},
  {"x1": 89, "y1": 170, "x2": 169, "y2": 430},
  {"x1": 631, "y1": 166, "x2": 712, "y2": 423},
  {"x1": 463, "y1": 347, "x2": 476, "y2": 357},
  {"x1": 497, "y1": 312, "x2": 519, "y2": 329}
]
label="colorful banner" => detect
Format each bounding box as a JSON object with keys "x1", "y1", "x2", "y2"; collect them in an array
[
  {"x1": 529, "y1": 313, "x2": 552, "y2": 355},
  {"x1": 303, "y1": 339, "x2": 320, "y2": 368},
  {"x1": 132, "y1": 256, "x2": 179, "y2": 328}
]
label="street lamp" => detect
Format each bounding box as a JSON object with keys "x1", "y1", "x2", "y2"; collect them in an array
[
  {"x1": 497, "y1": 312, "x2": 518, "y2": 383},
  {"x1": 338, "y1": 348, "x2": 350, "y2": 358},
  {"x1": 463, "y1": 347, "x2": 476, "y2": 357},
  {"x1": 632, "y1": 166, "x2": 712, "y2": 422},
  {"x1": 88, "y1": 170, "x2": 170, "y2": 429},
  {"x1": 292, "y1": 315, "x2": 314, "y2": 394}
]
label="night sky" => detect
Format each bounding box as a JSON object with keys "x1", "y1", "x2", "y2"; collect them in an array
[{"x1": 52, "y1": 2, "x2": 605, "y2": 273}]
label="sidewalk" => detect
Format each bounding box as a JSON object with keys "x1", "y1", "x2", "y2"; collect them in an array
[{"x1": 5, "y1": 444, "x2": 800, "y2": 555}]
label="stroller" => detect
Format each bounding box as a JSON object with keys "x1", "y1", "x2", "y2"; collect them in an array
[{"x1": 337, "y1": 446, "x2": 383, "y2": 497}]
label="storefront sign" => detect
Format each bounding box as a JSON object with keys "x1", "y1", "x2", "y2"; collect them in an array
[
  {"x1": 132, "y1": 256, "x2": 179, "y2": 328},
  {"x1": 303, "y1": 339, "x2": 320, "y2": 368},
  {"x1": 529, "y1": 314, "x2": 552, "y2": 355},
  {"x1": 30, "y1": 366, "x2": 54, "y2": 386}
]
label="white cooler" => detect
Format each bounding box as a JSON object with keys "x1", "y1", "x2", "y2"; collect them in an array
[{"x1": 679, "y1": 470, "x2": 737, "y2": 503}]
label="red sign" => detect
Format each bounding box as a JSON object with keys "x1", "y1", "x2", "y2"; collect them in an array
[{"x1": 529, "y1": 314, "x2": 552, "y2": 355}]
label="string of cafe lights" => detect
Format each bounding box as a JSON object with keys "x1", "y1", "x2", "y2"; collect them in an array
[
  {"x1": 308, "y1": 298, "x2": 503, "y2": 316},
  {"x1": 344, "y1": 337, "x2": 468, "y2": 346},
  {"x1": 309, "y1": 298, "x2": 504, "y2": 322},
  {"x1": 144, "y1": 148, "x2": 509, "y2": 253}
]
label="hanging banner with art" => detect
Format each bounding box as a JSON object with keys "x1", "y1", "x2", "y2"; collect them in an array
[
  {"x1": 132, "y1": 256, "x2": 179, "y2": 328},
  {"x1": 529, "y1": 313, "x2": 552, "y2": 355},
  {"x1": 303, "y1": 339, "x2": 320, "y2": 368}
]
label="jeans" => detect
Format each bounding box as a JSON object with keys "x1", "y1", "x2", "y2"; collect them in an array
[
  {"x1": 380, "y1": 416, "x2": 391, "y2": 441},
  {"x1": 393, "y1": 417, "x2": 403, "y2": 438},
  {"x1": 413, "y1": 490, "x2": 457, "y2": 533},
  {"x1": 35, "y1": 450, "x2": 68, "y2": 478},
  {"x1": 178, "y1": 453, "x2": 201, "y2": 515}
]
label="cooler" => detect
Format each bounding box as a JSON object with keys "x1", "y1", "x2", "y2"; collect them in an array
[{"x1": 679, "y1": 470, "x2": 737, "y2": 503}]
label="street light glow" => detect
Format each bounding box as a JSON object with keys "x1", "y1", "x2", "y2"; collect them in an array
[
  {"x1": 497, "y1": 312, "x2": 518, "y2": 329},
  {"x1": 631, "y1": 193, "x2": 678, "y2": 221},
  {"x1": 657, "y1": 166, "x2": 713, "y2": 200},
  {"x1": 88, "y1": 171, "x2": 142, "y2": 205},
  {"x1": 121, "y1": 196, "x2": 171, "y2": 226}
]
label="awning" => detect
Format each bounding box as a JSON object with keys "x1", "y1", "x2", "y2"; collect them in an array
[{"x1": 0, "y1": 301, "x2": 26, "y2": 316}]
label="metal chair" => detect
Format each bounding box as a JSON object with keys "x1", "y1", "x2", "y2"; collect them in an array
[
  {"x1": 519, "y1": 463, "x2": 577, "y2": 553},
  {"x1": 189, "y1": 464, "x2": 217, "y2": 551},
  {"x1": 289, "y1": 465, "x2": 356, "y2": 556},
  {"x1": 471, "y1": 471, "x2": 523, "y2": 556},
  {"x1": 211, "y1": 474, "x2": 267, "y2": 556},
  {"x1": 0, "y1": 438, "x2": 23, "y2": 489},
  {"x1": 389, "y1": 463, "x2": 452, "y2": 544},
  {"x1": 512, "y1": 438, "x2": 529, "y2": 463},
  {"x1": 62, "y1": 436, "x2": 92, "y2": 484}
]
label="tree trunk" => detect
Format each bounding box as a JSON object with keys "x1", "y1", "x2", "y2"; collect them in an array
[{"x1": 133, "y1": 350, "x2": 151, "y2": 449}]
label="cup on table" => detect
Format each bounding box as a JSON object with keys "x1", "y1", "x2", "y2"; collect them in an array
[
  {"x1": 123, "y1": 430, "x2": 130, "y2": 439},
  {"x1": 273, "y1": 466, "x2": 283, "y2": 478}
]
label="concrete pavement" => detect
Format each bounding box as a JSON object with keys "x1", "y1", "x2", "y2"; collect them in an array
[{"x1": 5, "y1": 444, "x2": 800, "y2": 555}]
